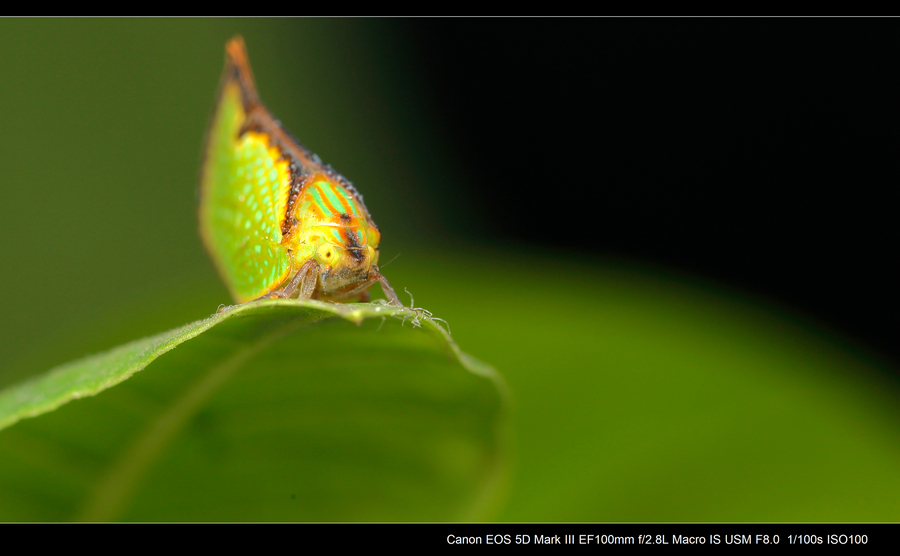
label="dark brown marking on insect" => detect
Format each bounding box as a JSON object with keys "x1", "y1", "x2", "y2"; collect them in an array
[
  {"x1": 244, "y1": 107, "x2": 324, "y2": 173},
  {"x1": 346, "y1": 248, "x2": 365, "y2": 263},
  {"x1": 339, "y1": 213, "x2": 351, "y2": 224},
  {"x1": 341, "y1": 226, "x2": 364, "y2": 263},
  {"x1": 282, "y1": 170, "x2": 309, "y2": 238},
  {"x1": 343, "y1": 226, "x2": 363, "y2": 254}
]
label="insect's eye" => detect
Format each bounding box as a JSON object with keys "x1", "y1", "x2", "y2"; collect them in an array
[{"x1": 317, "y1": 244, "x2": 339, "y2": 265}]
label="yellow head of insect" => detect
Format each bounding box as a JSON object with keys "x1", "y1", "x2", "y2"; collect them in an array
[
  {"x1": 311, "y1": 226, "x2": 378, "y2": 291},
  {"x1": 317, "y1": 242, "x2": 377, "y2": 270}
]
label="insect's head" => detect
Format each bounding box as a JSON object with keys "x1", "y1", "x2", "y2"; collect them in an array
[
  {"x1": 314, "y1": 238, "x2": 373, "y2": 270},
  {"x1": 308, "y1": 223, "x2": 380, "y2": 293},
  {"x1": 294, "y1": 175, "x2": 383, "y2": 293}
]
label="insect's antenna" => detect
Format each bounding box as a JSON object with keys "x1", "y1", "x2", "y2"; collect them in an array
[{"x1": 378, "y1": 252, "x2": 401, "y2": 270}]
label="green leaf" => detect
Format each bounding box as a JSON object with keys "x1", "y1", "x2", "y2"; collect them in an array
[{"x1": 0, "y1": 300, "x2": 509, "y2": 521}]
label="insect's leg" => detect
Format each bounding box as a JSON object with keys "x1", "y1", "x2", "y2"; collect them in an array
[
  {"x1": 372, "y1": 267, "x2": 402, "y2": 307},
  {"x1": 252, "y1": 260, "x2": 317, "y2": 302},
  {"x1": 332, "y1": 268, "x2": 399, "y2": 305},
  {"x1": 278, "y1": 259, "x2": 317, "y2": 299},
  {"x1": 298, "y1": 261, "x2": 319, "y2": 299}
]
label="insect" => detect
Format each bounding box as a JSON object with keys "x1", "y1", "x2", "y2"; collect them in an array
[{"x1": 199, "y1": 37, "x2": 401, "y2": 306}]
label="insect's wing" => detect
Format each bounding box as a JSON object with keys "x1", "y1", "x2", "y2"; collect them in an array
[{"x1": 199, "y1": 38, "x2": 293, "y2": 303}]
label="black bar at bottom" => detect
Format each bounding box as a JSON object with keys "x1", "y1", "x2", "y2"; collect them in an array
[{"x1": 4, "y1": 522, "x2": 896, "y2": 550}]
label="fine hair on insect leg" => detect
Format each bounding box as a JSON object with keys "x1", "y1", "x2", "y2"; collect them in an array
[
  {"x1": 404, "y1": 287, "x2": 432, "y2": 327},
  {"x1": 400, "y1": 312, "x2": 419, "y2": 328}
]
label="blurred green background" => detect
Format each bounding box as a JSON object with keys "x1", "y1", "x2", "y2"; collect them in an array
[{"x1": 1, "y1": 19, "x2": 899, "y2": 521}]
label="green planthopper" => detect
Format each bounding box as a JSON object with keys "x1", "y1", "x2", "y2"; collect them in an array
[{"x1": 199, "y1": 37, "x2": 401, "y2": 307}]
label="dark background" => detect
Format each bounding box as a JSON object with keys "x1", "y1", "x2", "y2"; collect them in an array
[{"x1": 403, "y1": 20, "x2": 898, "y2": 366}]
